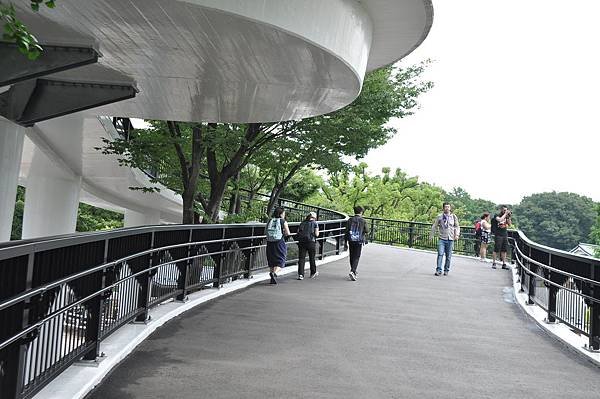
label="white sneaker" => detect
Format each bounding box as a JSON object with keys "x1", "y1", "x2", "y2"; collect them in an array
[
  {"x1": 310, "y1": 271, "x2": 319, "y2": 279},
  {"x1": 297, "y1": 275, "x2": 304, "y2": 280},
  {"x1": 349, "y1": 272, "x2": 356, "y2": 281}
]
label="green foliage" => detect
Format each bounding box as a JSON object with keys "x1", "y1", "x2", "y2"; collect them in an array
[
  {"x1": 1, "y1": 1, "x2": 57, "y2": 59},
  {"x1": 309, "y1": 164, "x2": 445, "y2": 222},
  {"x1": 590, "y1": 204, "x2": 600, "y2": 257},
  {"x1": 76, "y1": 203, "x2": 123, "y2": 232},
  {"x1": 10, "y1": 185, "x2": 25, "y2": 240},
  {"x1": 445, "y1": 187, "x2": 500, "y2": 227},
  {"x1": 514, "y1": 192, "x2": 596, "y2": 251},
  {"x1": 281, "y1": 169, "x2": 323, "y2": 203}
]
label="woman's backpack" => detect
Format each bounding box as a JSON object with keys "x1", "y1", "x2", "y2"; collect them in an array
[{"x1": 266, "y1": 218, "x2": 284, "y2": 242}]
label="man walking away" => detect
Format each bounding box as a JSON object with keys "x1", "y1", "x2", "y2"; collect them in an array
[
  {"x1": 491, "y1": 205, "x2": 512, "y2": 270},
  {"x1": 431, "y1": 202, "x2": 460, "y2": 276},
  {"x1": 344, "y1": 206, "x2": 369, "y2": 281},
  {"x1": 296, "y1": 211, "x2": 320, "y2": 280}
]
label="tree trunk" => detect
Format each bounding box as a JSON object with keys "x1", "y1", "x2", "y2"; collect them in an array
[
  {"x1": 182, "y1": 188, "x2": 195, "y2": 224},
  {"x1": 168, "y1": 121, "x2": 204, "y2": 225},
  {"x1": 201, "y1": 123, "x2": 262, "y2": 223},
  {"x1": 265, "y1": 161, "x2": 304, "y2": 217}
]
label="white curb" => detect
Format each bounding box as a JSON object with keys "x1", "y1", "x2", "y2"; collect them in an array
[{"x1": 32, "y1": 252, "x2": 348, "y2": 399}]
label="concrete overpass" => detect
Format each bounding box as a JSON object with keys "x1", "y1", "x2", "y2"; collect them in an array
[{"x1": 0, "y1": 0, "x2": 433, "y2": 241}]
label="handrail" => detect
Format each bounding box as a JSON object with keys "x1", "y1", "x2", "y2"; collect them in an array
[
  {"x1": 0, "y1": 192, "x2": 347, "y2": 399},
  {"x1": 0, "y1": 229, "x2": 346, "y2": 351}
]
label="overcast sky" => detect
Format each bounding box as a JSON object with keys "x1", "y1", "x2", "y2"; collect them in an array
[{"x1": 362, "y1": 0, "x2": 599, "y2": 205}]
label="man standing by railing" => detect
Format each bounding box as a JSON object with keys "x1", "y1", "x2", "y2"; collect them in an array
[
  {"x1": 491, "y1": 205, "x2": 512, "y2": 269},
  {"x1": 431, "y1": 202, "x2": 460, "y2": 276}
]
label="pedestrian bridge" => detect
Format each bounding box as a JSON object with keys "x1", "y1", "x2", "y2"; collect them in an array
[
  {"x1": 1, "y1": 210, "x2": 599, "y2": 399},
  {"x1": 85, "y1": 245, "x2": 600, "y2": 399}
]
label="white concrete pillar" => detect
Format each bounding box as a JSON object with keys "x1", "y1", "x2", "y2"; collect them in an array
[
  {"x1": 124, "y1": 209, "x2": 160, "y2": 227},
  {"x1": 22, "y1": 147, "x2": 81, "y2": 239},
  {"x1": 0, "y1": 120, "x2": 25, "y2": 241}
]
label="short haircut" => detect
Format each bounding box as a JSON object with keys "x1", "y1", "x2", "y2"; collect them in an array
[
  {"x1": 482, "y1": 212, "x2": 490, "y2": 219},
  {"x1": 354, "y1": 205, "x2": 364, "y2": 215},
  {"x1": 443, "y1": 202, "x2": 451, "y2": 207}
]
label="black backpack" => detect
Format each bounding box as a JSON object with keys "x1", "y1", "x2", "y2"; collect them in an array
[{"x1": 296, "y1": 220, "x2": 314, "y2": 242}]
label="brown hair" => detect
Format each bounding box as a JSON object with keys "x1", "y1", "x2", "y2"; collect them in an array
[{"x1": 481, "y1": 212, "x2": 490, "y2": 219}]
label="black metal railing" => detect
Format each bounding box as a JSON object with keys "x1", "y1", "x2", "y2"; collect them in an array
[
  {"x1": 0, "y1": 207, "x2": 346, "y2": 399},
  {"x1": 364, "y1": 216, "x2": 600, "y2": 350},
  {"x1": 511, "y1": 231, "x2": 600, "y2": 350},
  {"x1": 364, "y1": 217, "x2": 492, "y2": 257}
]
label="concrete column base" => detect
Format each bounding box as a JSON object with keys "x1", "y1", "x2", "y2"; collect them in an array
[
  {"x1": 124, "y1": 209, "x2": 161, "y2": 227},
  {"x1": 22, "y1": 146, "x2": 81, "y2": 239},
  {"x1": 0, "y1": 119, "x2": 25, "y2": 241}
]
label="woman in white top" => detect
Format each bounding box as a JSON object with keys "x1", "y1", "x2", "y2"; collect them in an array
[{"x1": 479, "y1": 212, "x2": 492, "y2": 261}]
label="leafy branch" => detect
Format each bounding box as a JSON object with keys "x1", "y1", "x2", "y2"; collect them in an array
[{"x1": 1, "y1": 1, "x2": 57, "y2": 59}]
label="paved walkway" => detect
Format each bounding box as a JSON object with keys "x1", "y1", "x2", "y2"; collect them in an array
[{"x1": 87, "y1": 244, "x2": 600, "y2": 399}]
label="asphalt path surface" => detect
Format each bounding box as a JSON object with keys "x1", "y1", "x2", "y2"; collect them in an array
[{"x1": 87, "y1": 244, "x2": 600, "y2": 399}]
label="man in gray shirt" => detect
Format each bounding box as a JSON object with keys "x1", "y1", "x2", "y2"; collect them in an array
[{"x1": 431, "y1": 202, "x2": 460, "y2": 276}]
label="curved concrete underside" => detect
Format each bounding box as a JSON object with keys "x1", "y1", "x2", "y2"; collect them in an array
[
  {"x1": 19, "y1": 116, "x2": 183, "y2": 223},
  {"x1": 15, "y1": 0, "x2": 432, "y2": 123}
]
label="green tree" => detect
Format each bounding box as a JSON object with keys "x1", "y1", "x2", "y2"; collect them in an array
[
  {"x1": 1, "y1": 1, "x2": 56, "y2": 59},
  {"x1": 259, "y1": 63, "x2": 433, "y2": 216},
  {"x1": 514, "y1": 192, "x2": 596, "y2": 250},
  {"x1": 590, "y1": 204, "x2": 600, "y2": 257},
  {"x1": 99, "y1": 62, "x2": 432, "y2": 223},
  {"x1": 313, "y1": 163, "x2": 445, "y2": 223},
  {"x1": 76, "y1": 203, "x2": 123, "y2": 232},
  {"x1": 10, "y1": 185, "x2": 25, "y2": 240},
  {"x1": 446, "y1": 187, "x2": 499, "y2": 227}
]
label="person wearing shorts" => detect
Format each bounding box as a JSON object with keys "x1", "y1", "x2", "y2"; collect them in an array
[
  {"x1": 491, "y1": 206, "x2": 511, "y2": 269},
  {"x1": 479, "y1": 213, "x2": 492, "y2": 262}
]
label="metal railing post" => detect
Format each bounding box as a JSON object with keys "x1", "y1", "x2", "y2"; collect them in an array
[
  {"x1": 83, "y1": 239, "x2": 110, "y2": 360},
  {"x1": 135, "y1": 231, "x2": 155, "y2": 323},
  {"x1": 176, "y1": 229, "x2": 193, "y2": 302},
  {"x1": 3, "y1": 251, "x2": 35, "y2": 399},
  {"x1": 335, "y1": 222, "x2": 341, "y2": 255},
  {"x1": 546, "y1": 254, "x2": 557, "y2": 323},
  {"x1": 527, "y1": 246, "x2": 535, "y2": 305},
  {"x1": 408, "y1": 222, "x2": 415, "y2": 248},
  {"x1": 214, "y1": 228, "x2": 226, "y2": 288},
  {"x1": 244, "y1": 227, "x2": 255, "y2": 279},
  {"x1": 590, "y1": 262, "x2": 600, "y2": 350},
  {"x1": 318, "y1": 225, "x2": 325, "y2": 260},
  {"x1": 519, "y1": 242, "x2": 526, "y2": 293},
  {"x1": 370, "y1": 218, "x2": 375, "y2": 242}
]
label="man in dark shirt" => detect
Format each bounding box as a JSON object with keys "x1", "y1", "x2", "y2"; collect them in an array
[
  {"x1": 491, "y1": 205, "x2": 511, "y2": 269},
  {"x1": 344, "y1": 206, "x2": 369, "y2": 281}
]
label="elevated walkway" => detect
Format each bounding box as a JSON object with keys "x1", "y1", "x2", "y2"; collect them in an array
[{"x1": 85, "y1": 245, "x2": 600, "y2": 399}]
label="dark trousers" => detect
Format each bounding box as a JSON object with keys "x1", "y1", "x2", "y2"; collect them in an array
[
  {"x1": 348, "y1": 242, "x2": 363, "y2": 273},
  {"x1": 298, "y1": 241, "x2": 317, "y2": 276}
]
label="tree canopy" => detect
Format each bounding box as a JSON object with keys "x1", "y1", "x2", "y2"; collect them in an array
[
  {"x1": 99, "y1": 62, "x2": 433, "y2": 223},
  {"x1": 514, "y1": 192, "x2": 596, "y2": 251}
]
